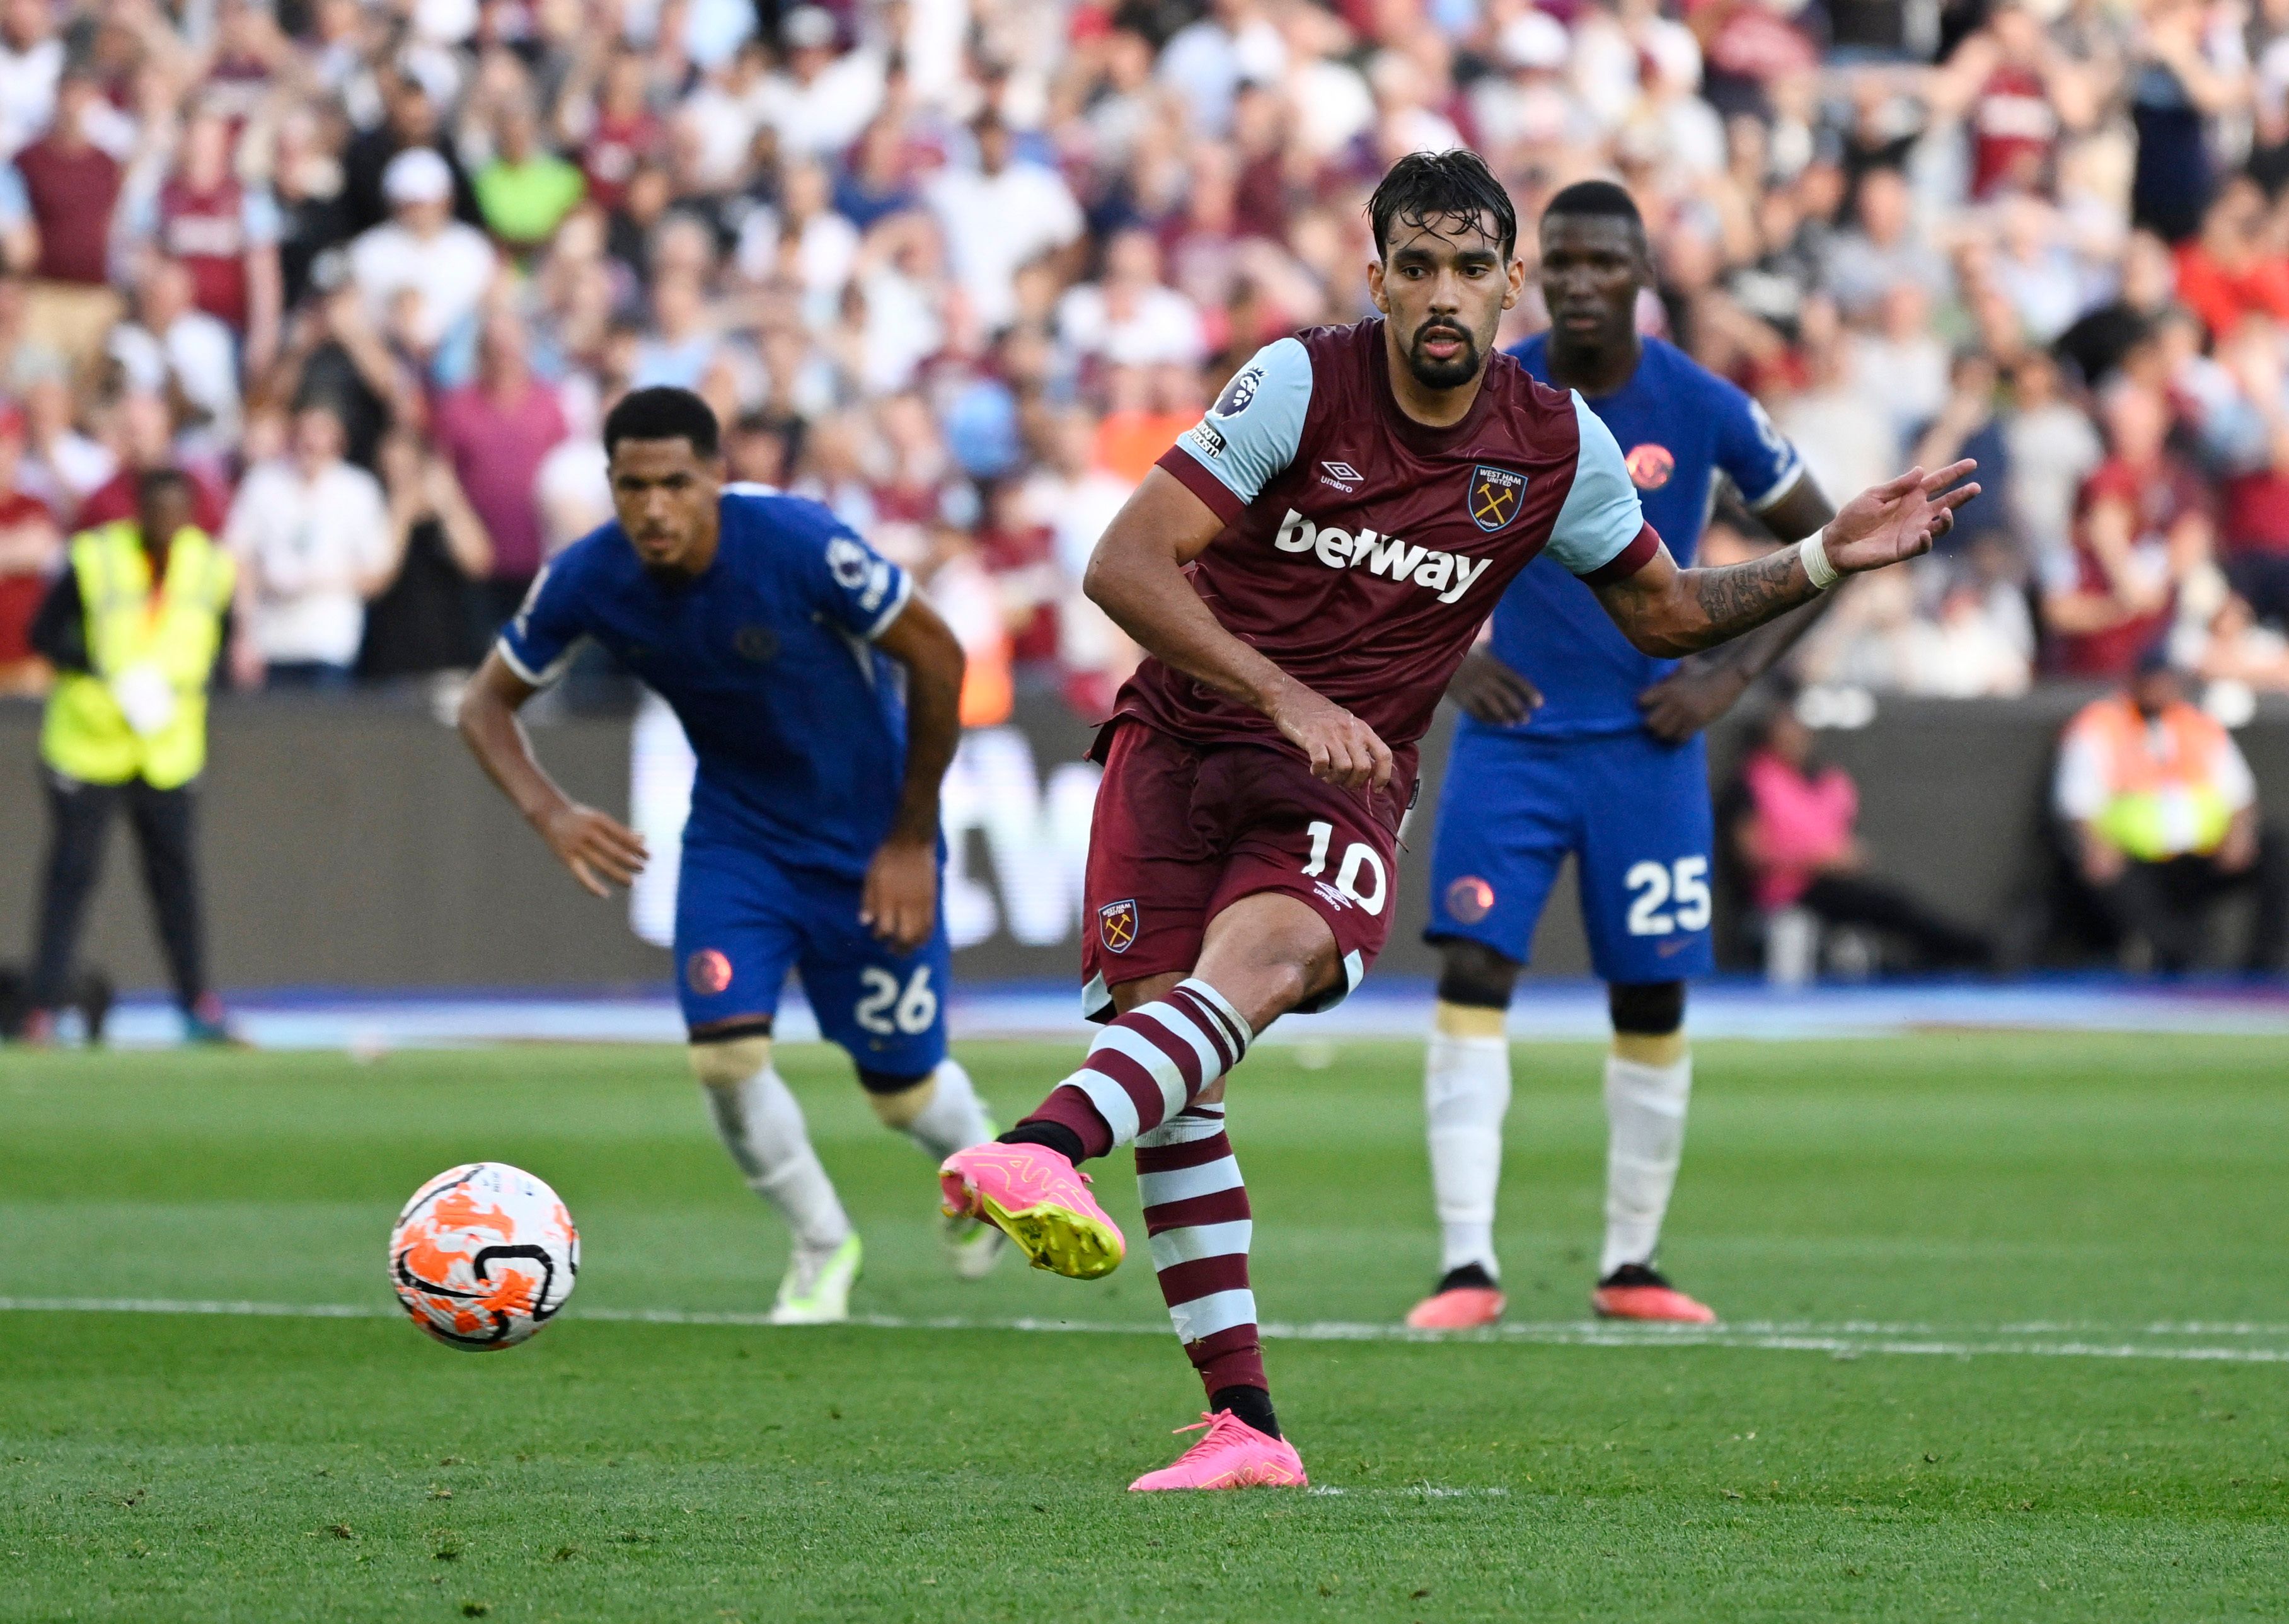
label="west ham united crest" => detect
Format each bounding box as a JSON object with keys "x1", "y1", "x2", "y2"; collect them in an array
[
  {"x1": 1098, "y1": 898, "x2": 1139, "y2": 954},
  {"x1": 1468, "y1": 464, "x2": 1527, "y2": 533}
]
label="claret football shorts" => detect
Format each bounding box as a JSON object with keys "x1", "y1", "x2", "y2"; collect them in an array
[{"x1": 1079, "y1": 718, "x2": 1407, "y2": 1022}]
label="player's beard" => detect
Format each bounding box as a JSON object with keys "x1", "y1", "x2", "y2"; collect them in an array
[{"x1": 1405, "y1": 318, "x2": 1483, "y2": 391}]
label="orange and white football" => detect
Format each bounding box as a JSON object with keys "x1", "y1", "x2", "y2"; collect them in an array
[{"x1": 388, "y1": 1163, "x2": 579, "y2": 1350}]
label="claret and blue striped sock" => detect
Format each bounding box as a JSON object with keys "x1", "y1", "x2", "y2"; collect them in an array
[
  {"x1": 998, "y1": 977, "x2": 1253, "y2": 1161},
  {"x1": 1134, "y1": 1100, "x2": 1276, "y2": 1436}
]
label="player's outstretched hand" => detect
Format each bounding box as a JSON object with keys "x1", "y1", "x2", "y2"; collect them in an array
[
  {"x1": 1823, "y1": 460, "x2": 1982, "y2": 575},
  {"x1": 861, "y1": 837, "x2": 939, "y2": 953},
  {"x1": 541, "y1": 802, "x2": 649, "y2": 897},
  {"x1": 1269, "y1": 681, "x2": 1393, "y2": 792},
  {"x1": 1447, "y1": 649, "x2": 1542, "y2": 727}
]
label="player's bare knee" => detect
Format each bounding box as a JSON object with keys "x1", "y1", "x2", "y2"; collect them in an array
[
  {"x1": 1610, "y1": 981, "x2": 1685, "y2": 1040},
  {"x1": 689, "y1": 1031, "x2": 772, "y2": 1090},
  {"x1": 1436, "y1": 940, "x2": 1519, "y2": 1010},
  {"x1": 860, "y1": 1068, "x2": 935, "y2": 1128},
  {"x1": 1109, "y1": 972, "x2": 1185, "y2": 1018}
]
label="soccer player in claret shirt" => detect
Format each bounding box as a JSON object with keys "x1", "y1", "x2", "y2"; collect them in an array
[
  {"x1": 459, "y1": 387, "x2": 1007, "y2": 1326},
  {"x1": 938, "y1": 149, "x2": 1978, "y2": 1493},
  {"x1": 1407, "y1": 181, "x2": 1843, "y2": 1333}
]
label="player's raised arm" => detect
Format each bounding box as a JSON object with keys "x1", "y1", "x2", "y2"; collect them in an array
[
  {"x1": 860, "y1": 594, "x2": 964, "y2": 953},
  {"x1": 1591, "y1": 461, "x2": 1980, "y2": 658}
]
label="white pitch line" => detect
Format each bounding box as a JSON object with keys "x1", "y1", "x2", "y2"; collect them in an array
[{"x1": 6, "y1": 1296, "x2": 2289, "y2": 1365}]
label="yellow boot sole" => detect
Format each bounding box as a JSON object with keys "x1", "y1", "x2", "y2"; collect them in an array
[{"x1": 977, "y1": 1194, "x2": 1125, "y2": 1280}]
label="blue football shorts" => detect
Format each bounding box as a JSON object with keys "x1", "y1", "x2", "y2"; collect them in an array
[
  {"x1": 1424, "y1": 723, "x2": 1716, "y2": 984},
  {"x1": 673, "y1": 834, "x2": 951, "y2": 1078}
]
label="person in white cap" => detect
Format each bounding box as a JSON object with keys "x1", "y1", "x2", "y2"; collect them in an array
[{"x1": 346, "y1": 146, "x2": 497, "y2": 353}]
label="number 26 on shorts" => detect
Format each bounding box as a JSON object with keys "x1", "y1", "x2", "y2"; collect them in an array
[
  {"x1": 855, "y1": 965, "x2": 938, "y2": 1035},
  {"x1": 1300, "y1": 820, "x2": 1388, "y2": 916},
  {"x1": 1625, "y1": 856, "x2": 1711, "y2": 936}
]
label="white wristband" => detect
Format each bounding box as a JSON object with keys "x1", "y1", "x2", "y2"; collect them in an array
[{"x1": 1800, "y1": 531, "x2": 1840, "y2": 591}]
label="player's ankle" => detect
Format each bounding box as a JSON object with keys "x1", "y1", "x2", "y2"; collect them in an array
[
  {"x1": 996, "y1": 1120, "x2": 1088, "y2": 1165},
  {"x1": 1209, "y1": 1385, "x2": 1281, "y2": 1439}
]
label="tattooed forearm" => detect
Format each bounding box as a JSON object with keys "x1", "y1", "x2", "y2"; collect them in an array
[
  {"x1": 1675, "y1": 548, "x2": 1819, "y2": 651},
  {"x1": 1593, "y1": 534, "x2": 1835, "y2": 659}
]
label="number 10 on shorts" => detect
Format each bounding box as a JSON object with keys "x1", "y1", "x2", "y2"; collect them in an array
[
  {"x1": 1625, "y1": 856, "x2": 1710, "y2": 936},
  {"x1": 1301, "y1": 821, "x2": 1388, "y2": 916}
]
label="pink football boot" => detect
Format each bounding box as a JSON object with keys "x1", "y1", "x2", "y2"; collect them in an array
[
  {"x1": 1129, "y1": 1412, "x2": 1309, "y2": 1492},
  {"x1": 938, "y1": 1143, "x2": 1125, "y2": 1279},
  {"x1": 1405, "y1": 1264, "x2": 1506, "y2": 1330},
  {"x1": 1591, "y1": 1263, "x2": 1717, "y2": 1323}
]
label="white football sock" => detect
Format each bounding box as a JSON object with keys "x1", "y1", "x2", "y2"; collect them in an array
[
  {"x1": 701, "y1": 1064, "x2": 851, "y2": 1253},
  {"x1": 898, "y1": 1057, "x2": 995, "y2": 1161},
  {"x1": 1601, "y1": 1048, "x2": 1692, "y2": 1278},
  {"x1": 1425, "y1": 1005, "x2": 1511, "y2": 1279}
]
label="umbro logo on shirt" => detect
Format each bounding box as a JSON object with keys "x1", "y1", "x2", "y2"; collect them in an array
[{"x1": 1271, "y1": 508, "x2": 1494, "y2": 604}]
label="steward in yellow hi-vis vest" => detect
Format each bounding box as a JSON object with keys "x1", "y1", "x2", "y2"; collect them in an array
[
  {"x1": 21, "y1": 468, "x2": 238, "y2": 1044},
  {"x1": 40, "y1": 516, "x2": 234, "y2": 788},
  {"x1": 2053, "y1": 657, "x2": 2287, "y2": 975}
]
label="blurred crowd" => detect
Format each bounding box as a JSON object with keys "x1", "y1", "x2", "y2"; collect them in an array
[{"x1": 11, "y1": 0, "x2": 2289, "y2": 713}]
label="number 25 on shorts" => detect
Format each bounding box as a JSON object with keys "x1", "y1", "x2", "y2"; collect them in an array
[
  {"x1": 1625, "y1": 856, "x2": 1711, "y2": 936},
  {"x1": 1300, "y1": 820, "x2": 1388, "y2": 916}
]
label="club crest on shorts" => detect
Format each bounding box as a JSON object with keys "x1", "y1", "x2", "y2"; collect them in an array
[
  {"x1": 1468, "y1": 465, "x2": 1527, "y2": 533},
  {"x1": 1098, "y1": 898, "x2": 1139, "y2": 955},
  {"x1": 1445, "y1": 875, "x2": 1496, "y2": 925},
  {"x1": 686, "y1": 948, "x2": 733, "y2": 996}
]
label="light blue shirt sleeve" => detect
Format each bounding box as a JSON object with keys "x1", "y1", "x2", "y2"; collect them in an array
[
  {"x1": 0, "y1": 164, "x2": 31, "y2": 228},
  {"x1": 1547, "y1": 393, "x2": 1649, "y2": 576},
  {"x1": 242, "y1": 187, "x2": 282, "y2": 246},
  {"x1": 1713, "y1": 379, "x2": 1805, "y2": 512},
  {"x1": 1167, "y1": 337, "x2": 1313, "y2": 507}
]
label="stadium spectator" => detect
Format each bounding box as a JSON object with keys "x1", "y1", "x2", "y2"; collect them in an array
[
  {"x1": 14, "y1": 373, "x2": 111, "y2": 519},
  {"x1": 107, "y1": 256, "x2": 242, "y2": 447},
  {"x1": 0, "y1": 0, "x2": 63, "y2": 164},
  {"x1": 147, "y1": 105, "x2": 284, "y2": 378},
  {"x1": 343, "y1": 69, "x2": 478, "y2": 236},
  {"x1": 347, "y1": 147, "x2": 497, "y2": 358},
  {"x1": 2055, "y1": 654, "x2": 2289, "y2": 972},
  {"x1": 1728, "y1": 703, "x2": 1993, "y2": 973},
  {"x1": 11, "y1": 68, "x2": 127, "y2": 366},
  {"x1": 0, "y1": 401, "x2": 59, "y2": 693},
  {"x1": 0, "y1": 0, "x2": 2284, "y2": 726},
  {"x1": 926, "y1": 112, "x2": 1084, "y2": 334},
  {"x1": 2172, "y1": 179, "x2": 2289, "y2": 340},
  {"x1": 358, "y1": 428, "x2": 492, "y2": 681},
  {"x1": 473, "y1": 98, "x2": 586, "y2": 258},
  {"x1": 2046, "y1": 383, "x2": 2210, "y2": 677},
  {"x1": 75, "y1": 390, "x2": 229, "y2": 538},
  {"x1": 429, "y1": 309, "x2": 567, "y2": 622},
  {"x1": 23, "y1": 467, "x2": 234, "y2": 1044},
  {"x1": 224, "y1": 401, "x2": 393, "y2": 687}
]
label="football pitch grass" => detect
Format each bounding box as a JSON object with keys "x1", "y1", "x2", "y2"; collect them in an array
[{"x1": 3, "y1": 1034, "x2": 2286, "y2": 1621}]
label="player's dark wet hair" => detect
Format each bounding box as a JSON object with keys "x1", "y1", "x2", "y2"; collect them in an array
[
  {"x1": 604, "y1": 386, "x2": 722, "y2": 459},
  {"x1": 1368, "y1": 149, "x2": 1517, "y2": 262},
  {"x1": 1543, "y1": 180, "x2": 1646, "y2": 243}
]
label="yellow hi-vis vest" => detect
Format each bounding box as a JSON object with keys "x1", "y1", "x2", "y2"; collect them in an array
[
  {"x1": 40, "y1": 521, "x2": 234, "y2": 790},
  {"x1": 2062, "y1": 694, "x2": 2236, "y2": 861}
]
